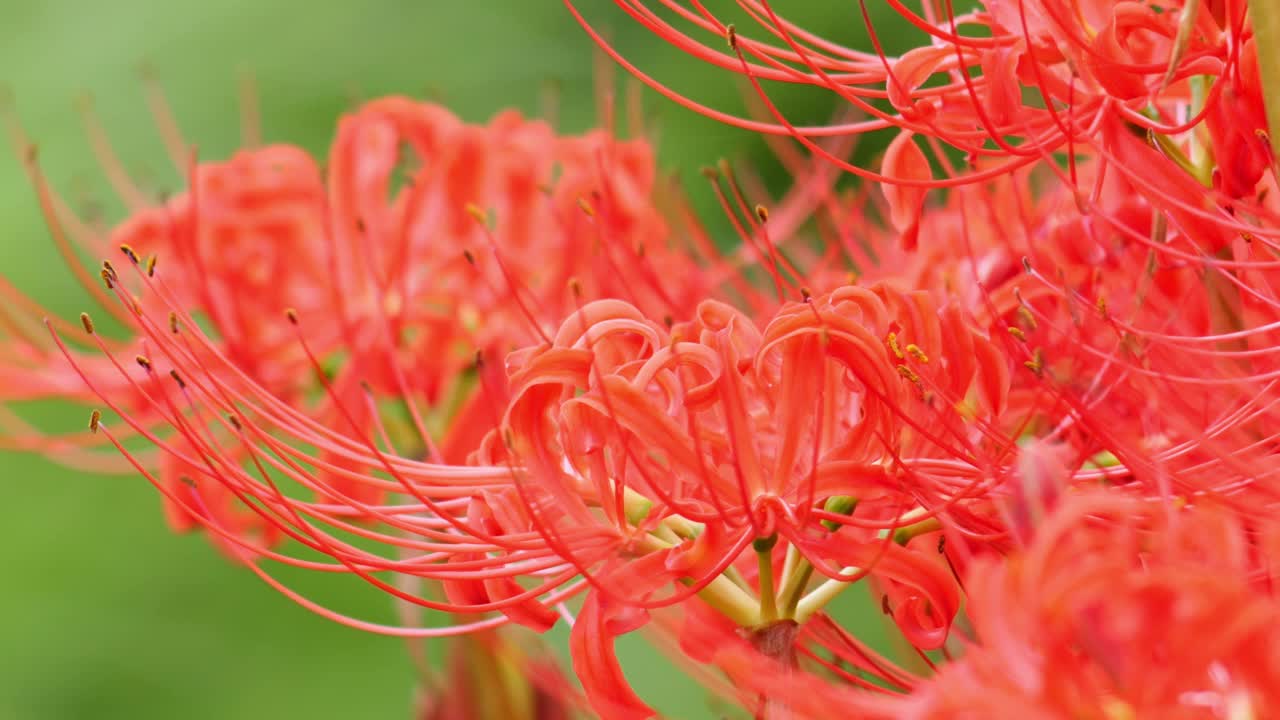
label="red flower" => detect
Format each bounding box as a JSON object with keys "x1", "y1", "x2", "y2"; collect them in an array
[
  {"x1": 54, "y1": 264, "x2": 1013, "y2": 718},
  {"x1": 1205, "y1": 37, "x2": 1272, "y2": 199},
  {"x1": 9, "y1": 49, "x2": 1280, "y2": 720},
  {"x1": 906, "y1": 493, "x2": 1280, "y2": 719},
  {"x1": 3, "y1": 89, "x2": 716, "y2": 559},
  {"x1": 466, "y1": 285, "x2": 1011, "y2": 716},
  {"x1": 570, "y1": 1, "x2": 1275, "y2": 239}
]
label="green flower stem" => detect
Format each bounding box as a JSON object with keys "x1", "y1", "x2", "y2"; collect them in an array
[
  {"x1": 794, "y1": 567, "x2": 861, "y2": 624},
  {"x1": 637, "y1": 533, "x2": 761, "y2": 627},
  {"x1": 783, "y1": 508, "x2": 940, "y2": 622},
  {"x1": 755, "y1": 535, "x2": 779, "y2": 624},
  {"x1": 699, "y1": 574, "x2": 763, "y2": 628},
  {"x1": 891, "y1": 516, "x2": 941, "y2": 545},
  {"x1": 622, "y1": 489, "x2": 754, "y2": 593},
  {"x1": 776, "y1": 557, "x2": 816, "y2": 620},
  {"x1": 775, "y1": 495, "x2": 857, "y2": 619}
]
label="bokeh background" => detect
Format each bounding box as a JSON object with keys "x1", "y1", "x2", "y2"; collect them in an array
[{"x1": 0, "y1": 3, "x2": 909, "y2": 718}]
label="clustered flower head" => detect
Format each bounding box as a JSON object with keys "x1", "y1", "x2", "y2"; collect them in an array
[{"x1": 4, "y1": 1, "x2": 1280, "y2": 717}]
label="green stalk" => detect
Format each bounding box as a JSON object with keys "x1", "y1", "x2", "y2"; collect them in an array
[
  {"x1": 777, "y1": 560, "x2": 816, "y2": 620},
  {"x1": 1254, "y1": 0, "x2": 1280, "y2": 159},
  {"x1": 775, "y1": 496, "x2": 857, "y2": 619},
  {"x1": 794, "y1": 567, "x2": 861, "y2": 624},
  {"x1": 755, "y1": 535, "x2": 779, "y2": 624},
  {"x1": 637, "y1": 534, "x2": 761, "y2": 627},
  {"x1": 698, "y1": 574, "x2": 762, "y2": 628},
  {"x1": 891, "y1": 516, "x2": 942, "y2": 546}
]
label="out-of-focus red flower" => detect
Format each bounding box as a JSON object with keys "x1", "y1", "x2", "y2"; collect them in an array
[
  {"x1": 112, "y1": 145, "x2": 337, "y2": 392},
  {"x1": 1204, "y1": 38, "x2": 1271, "y2": 197},
  {"x1": 904, "y1": 493, "x2": 1280, "y2": 719},
  {"x1": 323, "y1": 97, "x2": 705, "y2": 396},
  {"x1": 0, "y1": 90, "x2": 718, "y2": 559}
]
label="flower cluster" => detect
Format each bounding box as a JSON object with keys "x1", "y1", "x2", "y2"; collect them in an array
[{"x1": 3, "y1": 1, "x2": 1280, "y2": 718}]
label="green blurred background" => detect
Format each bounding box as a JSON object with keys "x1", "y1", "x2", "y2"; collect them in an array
[{"x1": 0, "y1": 3, "x2": 909, "y2": 718}]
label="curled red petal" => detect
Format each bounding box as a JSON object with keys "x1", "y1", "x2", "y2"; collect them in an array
[
  {"x1": 570, "y1": 594, "x2": 655, "y2": 720},
  {"x1": 881, "y1": 132, "x2": 931, "y2": 251}
]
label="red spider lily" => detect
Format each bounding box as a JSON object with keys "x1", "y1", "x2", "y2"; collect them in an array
[
  {"x1": 0, "y1": 87, "x2": 729, "y2": 558},
  {"x1": 10, "y1": 50, "x2": 1280, "y2": 720},
  {"x1": 110, "y1": 145, "x2": 334, "y2": 394},
  {"x1": 32, "y1": 116, "x2": 1280, "y2": 717},
  {"x1": 0, "y1": 126, "x2": 330, "y2": 482},
  {"x1": 569, "y1": 0, "x2": 1279, "y2": 248},
  {"x1": 992, "y1": 171, "x2": 1280, "y2": 513},
  {"x1": 1205, "y1": 37, "x2": 1271, "y2": 198},
  {"x1": 52, "y1": 260, "x2": 1013, "y2": 717},
  {"x1": 465, "y1": 284, "x2": 1016, "y2": 716},
  {"x1": 825, "y1": 144, "x2": 1280, "y2": 519},
  {"x1": 1, "y1": 85, "x2": 348, "y2": 478},
  {"x1": 572, "y1": 0, "x2": 1280, "y2": 381},
  {"x1": 903, "y1": 492, "x2": 1280, "y2": 719},
  {"x1": 53, "y1": 117, "x2": 1280, "y2": 717},
  {"x1": 639, "y1": 485, "x2": 1280, "y2": 719}
]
